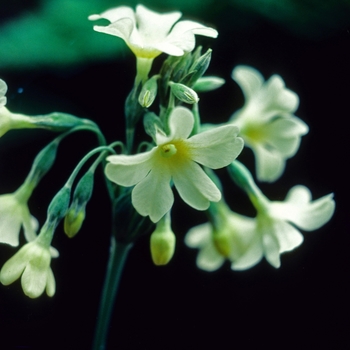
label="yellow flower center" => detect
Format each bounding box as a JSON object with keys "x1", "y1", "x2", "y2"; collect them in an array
[
  {"x1": 156, "y1": 140, "x2": 192, "y2": 169},
  {"x1": 160, "y1": 144, "x2": 177, "y2": 158},
  {"x1": 242, "y1": 122, "x2": 266, "y2": 144}
]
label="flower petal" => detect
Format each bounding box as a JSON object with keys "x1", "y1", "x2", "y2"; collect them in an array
[
  {"x1": 132, "y1": 167, "x2": 173, "y2": 222},
  {"x1": 21, "y1": 264, "x2": 47, "y2": 298},
  {"x1": 273, "y1": 220, "x2": 304, "y2": 253},
  {"x1": 168, "y1": 107, "x2": 194, "y2": 140},
  {"x1": 263, "y1": 75, "x2": 299, "y2": 114},
  {"x1": 270, "y1": 188, "x2": 335, "y2": 231},
  {"x1": 173, "y1": 161, "x2": 221, "y2": 210},
  {"x1": 165, "y1": 20, "x2": 218, "y2": 53},
  {"x1": 0, "y1": 79, "x2": 7, "y2": 107},
  {"x1": 105, "y1": 149, "x2": 155, "y2": 186},
  {"x1": 232, "y1": 65, "x2": 264, "y2": 101},
  {"x1": 252, "y1": 143, "x2": 285, "y2": 182},
  {"x1": 196, "y1": 242, "x2": 225, "y2": 271},
  {"x1": 92, "y1": 17, "x2": 134, "y2": 42},
  {"x1": 136, "y1": 5, "x2": 182, "y2": 42},
  {"x1": 45, "y1": 268, "x2": 56, "y2": 297},
  {"x1": 262, "y1": 227, "x2": 281, "y2": 268},
  {"x1": 188, "y1": 125, "x2": 243, "y2": 169},
  {"x1": 263, "y1": 117, "x2": 309, "y2": 157},
  {"x1": 0, "y1": 249, "x2": 27, "y2": 285},
  {"x1": 231, "y1": 238, "x2": 263, "y2": 271},
  {"x1": 88, "y1": 6, "x2": 135, "y2": 23},
  {"x1": 285, "y1": 185, "x2": 312, "y2": 204},
  {"x1": 0, "y1": 194, "x2": 23, "y2": 246},
  {"x1": 185, "y1": 222, "x2": 211, "y2": 248}
]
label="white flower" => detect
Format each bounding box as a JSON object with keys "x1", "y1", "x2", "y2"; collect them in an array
[
  {"x1": 0, "y1": 189, "x2": 37, "y2": 247},
  {"x1": 88, "y1": 5, "x2": 218, "y2": 59},
  {"x1": 185, "y1": 185, "x2": 335, "y2": 270},
  {"x1": 231, "y1": 65, "x2": 309, "y2": 182},
  {"x1": 0, "y1": 240, "x2": 55, "y2": 298},
  {"x1": 105, "y1": 106, "x2": 243, "y2": 223},
  {"x1": 185, "y1": 208, "x2": 258, "y2": 271}
]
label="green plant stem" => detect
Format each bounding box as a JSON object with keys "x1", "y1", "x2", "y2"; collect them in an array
[{"x1": 92, "y1": 238, "x2": 132, "y2": 350}]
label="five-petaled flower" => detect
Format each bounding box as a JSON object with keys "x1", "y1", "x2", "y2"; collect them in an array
[
  {"x1": 105, "y1": 106, "x2": 244, "y2": 223},
  {"x1": 89, "y1": 5, "x2": 218, "y2": 83},
  {"x1": 0, "y1": 240, "x2": 55, "y2": 298},
  {"x1": 89, "y1": 5, "x2": 218, "y2": 59},
  {"x1": 185, "y1": 185, "x2": 335, "y2": 270},
  {"x1": 230, "y1": 65, "x2": 309, "y2": 182}
]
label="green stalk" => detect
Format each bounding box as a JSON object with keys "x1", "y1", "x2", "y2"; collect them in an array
[{"x1": 92, "y1": 238, "x2": 132, "y2": 350}]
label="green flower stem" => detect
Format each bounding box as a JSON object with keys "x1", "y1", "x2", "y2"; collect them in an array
[
  {"x1": 228, "y1": 160, "x2": 269, "y2": 211},
  {"x1": 92, "y1": 238, "x2": 132, "y2": 350},
  {"x1": 65, "y1": 146, "x2": 116, "y2": 189},
  {"x1": 135, "y1": 57, "x2": 154, "y2": 86},
  {"x1": 191, "y1": 102, "x2": 200, "y2": 136},
  {"x1": 126, "y1": 127, "x2": 135, "y2": 155}
]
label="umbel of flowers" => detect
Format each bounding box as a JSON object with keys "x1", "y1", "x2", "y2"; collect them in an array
[{"x1": 0, "y1": 3, "x2": 335, "y2": 350}]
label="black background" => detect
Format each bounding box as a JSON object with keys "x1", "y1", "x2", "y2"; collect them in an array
[{"x1": 0, "y1": 1, "x2": 349, "y2": 349}]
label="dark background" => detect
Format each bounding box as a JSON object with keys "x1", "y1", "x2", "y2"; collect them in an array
[{"x1": 0, "y1": 1, "x2": 348, "y2": 349}]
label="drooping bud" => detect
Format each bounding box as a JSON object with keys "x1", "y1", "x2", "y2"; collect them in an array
[
  {"x1": 47, "y1": 186, "x2": 71, "y2": 224},
  {"x1": 64, "y1": 207, "x2": 86, "y2": 238},
  {"x1": 150, "y1": 213, "x2": 176, "y2": 266},
  {"x1": 64, "y1": 171, "x2": 94, "y2": 237}
]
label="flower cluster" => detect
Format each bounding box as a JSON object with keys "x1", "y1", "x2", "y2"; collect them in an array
[
  {"x1": 186, "y1": 184, "x2": 335, "y2": 270},
  {"x1": 0, "y1": 3, "x2": 335, "y2": 307}
]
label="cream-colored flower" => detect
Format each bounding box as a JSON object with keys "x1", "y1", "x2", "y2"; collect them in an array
[
  {"x1": 0, "y1": 187, "x2": 37, "y2": 247},
  {"x1": 186, "y1": 185, "x2": 335, "y2": 270},
  {"x1": 0, "y1": 240, "x2": 55, "y2": 298},
  {"x1": 105, "y1": 107, "x2": 243, "y2": 223},
  {"x1": 231, "y1": 65, "x2": 308, "y2": 182},
  {"x1": 89, "y1": 5, "x2": 218, "y2": 59},
  {"x1": 185, "y1": 207, "x2": 258, "y2": 271}
]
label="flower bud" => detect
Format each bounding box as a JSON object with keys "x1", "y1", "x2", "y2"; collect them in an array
[
  {"x1": 64, "y1": 171, "x2": 94, "y2": 237},
  {"x1": 138, "y1": 75, "x2": 158, "y2": 108},
  {"x1": 150, "y1": 216, "x2": 176, "y2": 265},
  {"x1": 47, "y1": 186, "x2": 71, "y2": 223},
  {"x1": 169, "y1": 82, "x2": 199, "y2": 104},
  {"x1": 30, "y1": 140, "x2": 59, "y2": 183},
  {"x1": 193, "y1": 76, "x2": 225, "y2": 92},
  {"x1": 64, "y1": 207, "x2": 86, "y2": 238}
]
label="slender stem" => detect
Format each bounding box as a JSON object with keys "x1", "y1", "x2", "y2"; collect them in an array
[
  {"x1": 65, "y1": 146, "x2": 115, "y2": 189},
  {"x1": 92, "y1": 238, "x2": 132, "y2": 350}
]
